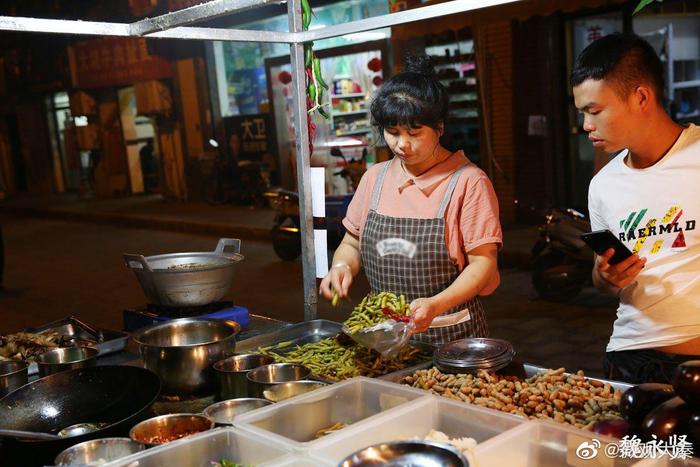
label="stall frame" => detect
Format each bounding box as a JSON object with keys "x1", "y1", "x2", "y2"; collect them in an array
[{"x1": 0, "y1": 0, "x2": 521, "y2": 321}]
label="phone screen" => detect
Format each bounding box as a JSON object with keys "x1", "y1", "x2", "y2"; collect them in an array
[{"x1": 580, "y1": 230, "x2": 633, "y2": 265}]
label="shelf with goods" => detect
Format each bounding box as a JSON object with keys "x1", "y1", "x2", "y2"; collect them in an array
[
  {"x1": 425, "y1": 35, "x2": 481, "y2": 164},
  {"x1": 329, "y1": 76, "x2": 372, "y2": 140}
]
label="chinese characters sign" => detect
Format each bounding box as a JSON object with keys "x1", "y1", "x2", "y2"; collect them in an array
[
  {"x1": 224, "y1": 114, "x2": 272, "y2": 161},
  {"x1": 68, "y1": 37, "x2": 173, "y2": 89}
]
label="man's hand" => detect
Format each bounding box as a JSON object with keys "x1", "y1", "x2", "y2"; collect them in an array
[
  {"x1": 408, "y1": 297, "x2": 443, "y2": 333},
  {"x1": 596, "y1": 248, "x2": 647, "y2": 290}
]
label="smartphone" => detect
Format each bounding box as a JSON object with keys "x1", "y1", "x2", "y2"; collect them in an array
[{"x1": 580, "y1": 229, "x2": 634, "y2": 265}]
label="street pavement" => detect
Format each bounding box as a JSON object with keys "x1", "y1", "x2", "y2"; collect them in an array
[{"x1": 0, "y1": 216, "x2": 618, "y2": 378}]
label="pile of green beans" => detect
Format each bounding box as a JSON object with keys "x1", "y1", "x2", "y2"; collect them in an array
[
  {"x1": 257, "y1": 337, "x2": 428, "y2": 382},
  {"x1": 342, "y1": 292, "x2": 409, "y2": 335}
]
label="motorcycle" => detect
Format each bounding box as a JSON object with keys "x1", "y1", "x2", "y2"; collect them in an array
[
  {"x1": 265, "y1": 147, "x2": 363, "y2": 261},
  {"x1": 531, "y1": 207, "x2": 594, "y2": 302}
]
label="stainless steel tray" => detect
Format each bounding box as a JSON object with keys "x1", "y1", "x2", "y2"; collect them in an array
[
  {"x1": 237, "y1": 319, "x2": 435, "y2": 384},
  {"x1": 236, "y1": 319, "x2": 343, "y2": 353},
  {"x1": 21, "y1": 316, "x2": 129, "y2": 376},
  {"x1": 379, "y1": 360, "x2": 632, "y2": 392}
]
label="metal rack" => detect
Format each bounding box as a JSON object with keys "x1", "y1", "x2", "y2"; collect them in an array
[{"x1": 0, "y1": 0, "x2": 519, "y2": 321}]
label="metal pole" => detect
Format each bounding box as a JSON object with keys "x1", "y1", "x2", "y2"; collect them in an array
[
  {"x1": 130, "y1": 0, "x2": 284, "y2": 36},
  {"x1": 288, "y1": 0, "x2": 317, "y2": 321},
  {"x1": 0, "y1": 17, "x2": 130, "y2": 36}
]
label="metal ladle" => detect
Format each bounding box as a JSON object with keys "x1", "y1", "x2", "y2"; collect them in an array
[
  {"x1": 0, "y1": 422, "x2": 108, "y2": 441},
  {"x1": 0, "y1": 428, "x2": 61, "y2": 441}
]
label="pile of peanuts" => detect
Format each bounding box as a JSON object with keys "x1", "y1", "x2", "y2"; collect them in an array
[{"x1": 400, "y1": 366, "x2": 623, "y2": 430}]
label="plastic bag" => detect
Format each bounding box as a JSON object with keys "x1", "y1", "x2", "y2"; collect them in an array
[{"x1": 342, "y1": 319, "x2": 415, "y2": 358}]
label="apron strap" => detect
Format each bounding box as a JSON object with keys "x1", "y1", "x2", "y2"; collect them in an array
[
  {"x1": 369, "y1": 160, "x2": 392, "y2": 211},
  {"x1": 436, "y1": 164, "x2": 467, "y2": 218}
]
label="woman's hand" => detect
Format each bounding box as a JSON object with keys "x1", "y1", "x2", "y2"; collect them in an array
[
  {"x1": 319, "y1": 263, "x2": 354, "y2": 301},
  {"x1": 408, "y1": 297, "x2": 443, "y2": 333},
  {"x1": 595, "y1": 248, "x2": 646, "y2": 291}
]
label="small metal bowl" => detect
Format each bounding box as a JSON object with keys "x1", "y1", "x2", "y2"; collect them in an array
[
  {"x1": 214, "y1": 353, "x2": 275, "y2": 399},
  {"x1": 203, "y1": 398, "x2": 272, "y2": 426},
  {"x1": 0, "y1": 360, "x2": 28, "y2": 397},
  {"x1": 129, "y1": 413, "x2": 214, "y2": 447},
  {"x1": 54, "y1": 437, "x2": 145, "y2": 466},
  {"x1": 262, "y1": 380, "x2": 328, "y2": 403},
  {"x1": 246, "y1": 363, "x2": 311, "y2": 399},
  {"x1": 340, "y1": 441, "x2": 469, "y2": 467},
  {"x1": 36, "y1": 347, "x2": 98, "y2": 377}
]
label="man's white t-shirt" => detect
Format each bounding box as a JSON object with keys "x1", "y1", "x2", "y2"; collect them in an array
[{"x1": 588, "y1": 124, "x2": 700, "y2": 352}]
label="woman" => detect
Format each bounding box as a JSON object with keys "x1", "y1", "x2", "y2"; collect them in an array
[{"x1": 319, "y1": 55, "x2": 502, "y2": 344}]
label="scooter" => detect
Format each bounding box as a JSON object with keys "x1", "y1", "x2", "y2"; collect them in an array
[
  {"x1": 265, "y1": 147, "x2": 363, "y2": 261},
  {"x1": 531, "y1": 207, "x2": 594, "y2": 302}
]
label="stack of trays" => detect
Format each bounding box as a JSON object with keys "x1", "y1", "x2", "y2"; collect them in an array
[{"x1": 433, "y1": 338, "x2": 515, "y2": 373}]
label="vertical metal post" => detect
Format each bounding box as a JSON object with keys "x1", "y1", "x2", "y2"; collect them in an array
[{"x1": 288, "y1": 0, "x2": 317, "y2": 321}]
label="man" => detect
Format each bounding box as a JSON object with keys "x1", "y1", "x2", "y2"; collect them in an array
[{"x1": 572, "y1": 33, "x2": 700, "y2": 384}]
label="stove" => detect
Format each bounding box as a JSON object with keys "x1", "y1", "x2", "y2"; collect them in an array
[{"x1": 123, "y1": 301, "x2": 250, "y2": 332}]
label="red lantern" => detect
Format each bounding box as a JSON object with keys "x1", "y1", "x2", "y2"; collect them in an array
[
  {"x1": 372, "y1": 76, "x2": 383, "y2": 87},
  {"x1": 367, "y1": 57, "x2": 382, "y2": 72},
  {"x1": 278, "y1": 70, "x2": 292, "y2": 84}
]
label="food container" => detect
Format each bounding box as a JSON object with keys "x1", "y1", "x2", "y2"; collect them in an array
[
  {"x1": 214, "y1": 353, "x2": 275, "y2": 399},
  {"x1": 0, "y1": 360, "x2": 28, "y2": 397},
  {"x1": 340, "y1": 440, "x2": 468, "y2": 467},
  {"x1": 203, "y1": 398, "x2": 272, "y2": 426},
  {"x1": 309, "y1": 395, "x2": 524, "y2": 464},
  {"x1": 36, "y1": 347, "x2": 98, "y2": 377},
  {"x1": 236, "y1": 377, "x2": 427, "y2": 447},
  {"x1": 262, "y1": 380, "x2": 328, "y2": 402},
  {"x1": 129, "y1": 414, "x2": 214, "y2": 447},
  {"x1": 103, "y1": 427, "x2": 295, "y2": 467},
  {"x1": 132, "y1": 318, "x2": 239, "y2": 395},
  {"x1": 473, "y1": 420, "x2": 637, "y2": 467},
  {"x1": 54, "y1": 437, "x2": 144, "y2": 466},
  {"x1": 246, "y1": 363, "x2": 311, "y2": 399},
  {"x1": 124, "y1": 238, "x2": 244, "y2": 307}
]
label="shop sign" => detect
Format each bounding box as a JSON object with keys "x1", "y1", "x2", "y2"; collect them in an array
[
  {"x1": 68, "y1": 37, "x2": 173, "y2": 89},
  {"x1": 224, "y1": 113, "x2": 272, "y2": 161}
]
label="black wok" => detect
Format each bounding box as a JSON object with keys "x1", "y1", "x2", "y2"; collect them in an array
[{"x1": 0, "y1": 365, "x2": 161, "y2": 467}]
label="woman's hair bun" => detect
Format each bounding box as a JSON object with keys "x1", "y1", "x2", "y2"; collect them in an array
[{"x1": 405, "y1": 54, "x2": 436, "y2": 78}]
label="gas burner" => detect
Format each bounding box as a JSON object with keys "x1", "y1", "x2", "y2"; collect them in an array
[
  {"x1": 146, "y1": 301, "x2": 234, "y2": 318},
  {"x1": 123, "y1": 302, "x2": 250, "y2": 333}
]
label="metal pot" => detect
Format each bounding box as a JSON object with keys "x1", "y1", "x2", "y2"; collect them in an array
[
  {"x1": 203, "y1": 398, "x2": 272, "y2": 426},
  {"x1": 246, "y1": 363, "x2": 311, "y2": 399},
  {"x1": 0, "y1": 360, "x2": 28, "y2": 397},
  {"x1": 132, "y1": 318, "x2": 240, "y2": 396},
  {"x1": 129, "y1": 414, "x2": 214, "y2": 447},
  {"x1": 36, "y1": 347, "x2": 98, "y2": 377},
  {"x1": 54, "y1": 437, "x2": 145, "y2": 466},
  {"x1": 213, "y1": 353, "x2": 275, "y2": 399},
  {"x1": 124, "y1": 238, "x2": 244, "y2": 307}
]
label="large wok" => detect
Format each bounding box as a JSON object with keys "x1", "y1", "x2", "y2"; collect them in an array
[
  {"x1": 124, "y1": 238, "x2": 244, "y2": 307},
  {"x1": 0, "y1": 365, "x2": 161, "y2": 467}
]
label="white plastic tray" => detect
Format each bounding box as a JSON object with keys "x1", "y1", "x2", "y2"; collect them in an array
[
  {"x1": 308, "y1": 394, "x2": 525, "y2": 463},
  {"x1": 235, "y1": 376, "x2": 428, "y2": 448},
  {"x1": 102, "y1": 426, "x2": 295, "y2": 467},
  {"x1": 474, "y1": 419, "x2": 638, "y2": 467}
]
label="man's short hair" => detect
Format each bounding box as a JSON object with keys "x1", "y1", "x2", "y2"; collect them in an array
[{"x1": 570, "y1": 33, "x2": 665, "y2": 104}]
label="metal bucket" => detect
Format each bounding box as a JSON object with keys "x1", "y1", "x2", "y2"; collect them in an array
[{"x1": 124, "y1": 238, "x2": 244, "y2": 307}]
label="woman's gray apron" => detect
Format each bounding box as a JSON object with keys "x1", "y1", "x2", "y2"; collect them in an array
[{"x1": 360, "y1": 162, "x2": 488, "y2": 345}]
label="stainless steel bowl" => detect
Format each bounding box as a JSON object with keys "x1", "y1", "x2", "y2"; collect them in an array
[
  {"x1": 203, "y1": 398, "x2": 272, "y2": 426},
  {"x1": 129, "y1": 413, "x2": 214, "y2": 447},
  {"x1": 124, "y1": 238, "x2": 244, "y2": 307},
  {"x1": 54, "y1": 437, "x2": 145, "y2": 466},
  {"x1": 214, "y1": 353, "x2": 275, "y2": 399},
  {"x1": 0, "y1": 360, "x2": 28, "y2": 397},
  {"x1": 246, "y1": 363, "x2": 311, "y2": 399},
  {"x1": 340, "y1": 441, "x2": 469, "y2": 467},
  {"x1": 262, "y1": 380, "x2": 328, "y2": 403},
  {"x1": 132, "y1": 318, "x2": 240, "y2": 396},
  {"x1": 36, "y1": 347, "x2": 98, "y2": 377}
]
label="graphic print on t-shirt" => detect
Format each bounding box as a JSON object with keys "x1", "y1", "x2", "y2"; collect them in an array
[{"x1": 618, "y1": 205, "x2": 695, "y2": 254}]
